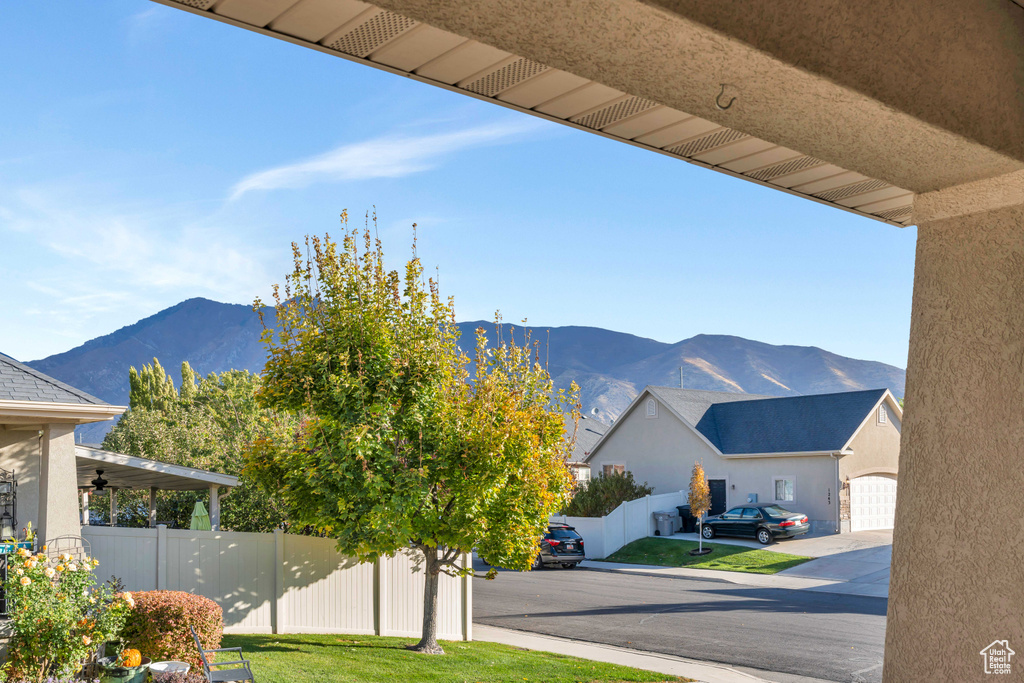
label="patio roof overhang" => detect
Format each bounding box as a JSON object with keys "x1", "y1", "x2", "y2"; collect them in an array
[
  {"x1": 150, "y1": 0, "x2": 1024, "y2": 228},
  {"x1": 75, "y1": 445, "x2": 239, "y2": 492}
]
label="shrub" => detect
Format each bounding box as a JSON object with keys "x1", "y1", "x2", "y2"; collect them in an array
[
  {"x1": 1, "y1": 549, "x2": 132, "y2": 682},
  {"x1": 563, "y1": 470, "x2": 654, "y2": 517},
  {"x1": 120, "y1": 591, "x2": 222, "y2": 669}
]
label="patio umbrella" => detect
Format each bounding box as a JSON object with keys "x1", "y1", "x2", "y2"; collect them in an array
[{"x1": 189, "y1": 501, "x2": 211, "y2": 531}]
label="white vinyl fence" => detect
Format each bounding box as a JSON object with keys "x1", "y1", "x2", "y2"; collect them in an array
[
  {"x1": 553, "y1": 490, "x2": 689, "y2": 559},
  {"x1": 81, "y1": 526, "x2": 470, "y2": 640}
]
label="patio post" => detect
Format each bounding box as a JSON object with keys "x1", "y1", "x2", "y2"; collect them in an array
[
  {"x1": 80, "y1": 489, "x2": 90, "y2": 526},
  {"x1": 209, "y1": 484, "x2": 220, "y2": 531},
  {"x1": 148, "y1": 486, "x2": 158, "y2": 528},
  {"x1": 109, "y1": 489, "x2": 118, "y2": 526},
  {"x1": 884, "y1": 171, "x2": 1024, "y2": 680}
]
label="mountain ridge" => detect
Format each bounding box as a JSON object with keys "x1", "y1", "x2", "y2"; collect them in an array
[{"x1": 22, "y1": 298, "x2": 905, "y2": 442}]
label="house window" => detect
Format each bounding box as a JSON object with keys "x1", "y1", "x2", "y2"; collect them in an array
[
  {"x1": 773, "y1": 477, "x2": 795, "y2": 503},
  {"x1": 878, "y1": 405, "x2": 887, "y2": 424},
  {"x1": 576, "y1": 467, "x2": 591, "y2": 484},
  {"x1": 603, "y1": 464, "x2": 625, "y2": 477},
  {"x1": 645, "y1": 398, "x2": 657, "y2": 418}
]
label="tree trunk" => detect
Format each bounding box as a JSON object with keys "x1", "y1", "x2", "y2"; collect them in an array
[{"x1": 409, "y1": 545, "x2": 444, "y2": 654}]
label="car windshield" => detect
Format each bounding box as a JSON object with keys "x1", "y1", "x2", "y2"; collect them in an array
[
  {"x1": 762, "y1": 505, "x2": 793, "y2": 517},
  {"x1": 548, "y1": 527, "x2": 582, "y2": 540}
]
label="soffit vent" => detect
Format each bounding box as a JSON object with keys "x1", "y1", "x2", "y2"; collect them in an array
[
  {"x1": 668, "y1": 128, "x2": 747, "y2": 158},
  {"x1": 464, "y1": 58, "x2": 548, "y2": 97},
  {"x1": 873, "y1": 206, "x2": 913, "y2": 222},
  {"x1": 746, "y1": 155, "x2": 825, "y2": 181},
  {"x1": 329, "y1": 10, "x2": 417, "y2": 58},
  {"x1": 815, "y1": 178, "x2": 890, "y2": 203},
  {"x1": 180, "y1": 0, "x2": 216, "y2": 8},
  {"x1": 572, "y1": 96, "x2": 658, "y2": 130}
]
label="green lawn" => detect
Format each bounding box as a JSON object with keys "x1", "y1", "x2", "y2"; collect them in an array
[
  {"x1": 221, "y1": 634, "x2": 692, "y2": 683},
  {"x1": 599, "y1": 537, "x2": 812, "y2": 574}
]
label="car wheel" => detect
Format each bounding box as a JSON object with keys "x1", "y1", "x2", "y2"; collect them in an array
[
  {"x1": 757, "y1": 528, "x2": 773, "y2": 545},
  {"x1": 531, "y1": 554, "x2": 543, "y2": 570},
  {"x1": 561, "y1": 563, "x2": 577, "y2": 569},
  {"x1": 701, "y1": 525, "x2": 715, "y2": 539}
]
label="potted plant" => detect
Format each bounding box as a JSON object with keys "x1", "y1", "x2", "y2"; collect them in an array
[{"x1": 98, "y1": 647, "x2": 151, "y2": 683}]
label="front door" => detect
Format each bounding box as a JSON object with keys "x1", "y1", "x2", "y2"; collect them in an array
[{"x1": 708, "y1": 479, "x2": 727, "y2": 516}]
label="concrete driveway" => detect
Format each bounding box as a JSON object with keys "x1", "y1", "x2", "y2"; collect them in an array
[{"x1": 663, "y1": 529, "x2": 892, "y2": 595}]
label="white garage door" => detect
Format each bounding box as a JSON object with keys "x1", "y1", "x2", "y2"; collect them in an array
[{"x1": 850, "y1": 474, "x2": 897, "y2": 531}]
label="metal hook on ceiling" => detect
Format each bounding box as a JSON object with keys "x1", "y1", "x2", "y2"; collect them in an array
[{"x1": 716, "y1": 83, "x2": 736, "y2": 110}]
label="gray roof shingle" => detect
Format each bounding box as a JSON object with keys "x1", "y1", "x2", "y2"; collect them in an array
[
  {"x1": 564, "y1": 414, "x2": 608, "y2": 463},
  {"x1": 0, "y1": 352, "x2": 107, "y2": 405},
  {"x1": 648, "y1": 386, "x2": 889, "y2": 455}
]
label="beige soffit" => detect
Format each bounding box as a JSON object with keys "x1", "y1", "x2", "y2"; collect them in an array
[
  {"x1": 0, "y1": 400, "x2": 127, "y2": 425},
  {"x1": 151, "y1": 0, "x2": 914, "y2": 227},
  {"x1": 76, "y1": 446, "x2": 239, "y2": 491}
]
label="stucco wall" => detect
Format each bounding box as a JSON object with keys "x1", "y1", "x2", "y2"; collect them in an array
[
  {"x1": 0, "y1": 427, "x2": 42, "y2": 535},
  {"x1": 38, "y1": 424, "x2": 81, "y2": 543},
  {"x1": 839, "y1": 400, "x2": 902, "y2": 481},
  {"x1": 588, "y1": 395, "x2": 839, "y2": 528},
  {"x1": 885, "y1": 192, "x2": 1024, "y2": 680}
]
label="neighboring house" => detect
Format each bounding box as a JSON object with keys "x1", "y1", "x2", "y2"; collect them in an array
[
  {"x1": 564, "y1": 414, "x2": 608, "y2": 484},
  {"x1": 0, "y1": 352, "x2": 238, "y2": 544},
  {"x1": 584, "y1": 386, "x2": 902, "y2": 534}
]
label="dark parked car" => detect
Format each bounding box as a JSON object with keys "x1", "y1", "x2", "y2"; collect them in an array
[
  {"x1": 533, "y1": 523, "x2": 585, "y2": 569},
  {"x1": 700, "y1": 504, "x2": 809, "y2": 545}
]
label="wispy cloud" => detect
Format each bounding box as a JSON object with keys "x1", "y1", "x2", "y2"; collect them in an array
[{"x1": 229, "y1": 119, "x2": 541, "y2": 200}]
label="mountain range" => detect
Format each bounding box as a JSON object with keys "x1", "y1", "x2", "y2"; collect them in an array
[{"x1": 24, "y1": 297, "x2": 905, "y2": 443}]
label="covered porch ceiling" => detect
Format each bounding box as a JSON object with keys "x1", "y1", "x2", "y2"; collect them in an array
[
  {"x1": 150, "y1": 0, "x2": 946, "y2": 228},
  {"x1": 76, "y1": 445, "x2": 239, "y2": 491}
]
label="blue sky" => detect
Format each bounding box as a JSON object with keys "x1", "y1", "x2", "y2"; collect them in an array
[{"x1": 0, "y1": 1, "x2": 916, "y2": 368}]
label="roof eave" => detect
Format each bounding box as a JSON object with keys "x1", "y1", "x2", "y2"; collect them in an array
[
  {"x1": 0, "y1": 400, "x2": 127, "y2": 425},
  {"x1": 721, "y1": 449, "x2": 847, "y2": 459}
]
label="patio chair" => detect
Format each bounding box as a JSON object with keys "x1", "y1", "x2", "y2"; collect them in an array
[{"x1": 190, "y1": 626, "x2": 256, "y2": 682}]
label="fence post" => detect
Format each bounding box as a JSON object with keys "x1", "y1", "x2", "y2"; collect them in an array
[
  {"x1": 273, "y1": 529, "x2": 284, "y2": 634},
  {"x1": 461, "y1": 552, "x2": 472, "y2": 641},
  {"x1": 155, "y1": 524, "x2": 167, "y2": 590},
  {"x1": 646, "y1": 495, "x2": 652, "y2": 537},
  {"x1": 374, "y1": 556, "x2": 388, "y2": 636}
]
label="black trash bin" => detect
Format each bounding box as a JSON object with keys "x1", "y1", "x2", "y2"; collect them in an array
[{"x1": 676, "y1": 505, "x2": 695, "y2": 533}]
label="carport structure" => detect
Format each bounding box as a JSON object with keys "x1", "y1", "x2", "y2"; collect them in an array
[
  {"x1": 145, "y1": 1, "x2": 1023, "y2": 678},
  {"x1": 75, "y1": 445, "x2": 239, "y2": 531}
]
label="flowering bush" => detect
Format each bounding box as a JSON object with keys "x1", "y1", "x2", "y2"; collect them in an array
[
  {"x1": 121, "y1": 591, "x2": 222, "y2": 669},
  {"x1": 2, "y1": 548, "x2": 133, "y2": 683}
]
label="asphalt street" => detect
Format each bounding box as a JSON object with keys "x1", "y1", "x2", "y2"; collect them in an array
[{"x1": 473, "y1": 563, "x2": 887, "y2": 683}]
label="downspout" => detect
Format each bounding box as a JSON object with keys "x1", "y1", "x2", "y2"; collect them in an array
[{"x1": 830, "y1": 452, "x2": 841, "y2": 533}]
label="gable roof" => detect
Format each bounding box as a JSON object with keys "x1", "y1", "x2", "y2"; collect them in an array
[
  {"x1": 646, "y1": 386, "x2": 773, "y2": 426},
  {"x1": 0, "y1": 352, "x2": 107, "y2": 405},
  {"x1": 696, "y1": 388, "x2": 889, "y2": 454},
  {"x1": 586, "y1": 385, "x2": 899, "y2": 460}
]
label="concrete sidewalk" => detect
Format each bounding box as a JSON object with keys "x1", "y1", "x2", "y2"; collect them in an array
[
  {"x1": 582, "y1": 558, "x2": 889, "y2": 598},
  {"x1": 473, "y1": 624, "x2": 831, "y2": 683}
]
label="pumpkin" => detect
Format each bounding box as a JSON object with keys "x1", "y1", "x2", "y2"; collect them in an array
[{"x1": 118, "y1": 649, "x2": 142, "y2": 667}]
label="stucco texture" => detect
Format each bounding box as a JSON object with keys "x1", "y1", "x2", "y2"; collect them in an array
[
  {"x1": 38, "y1": 424, "x2": 81, "y2": 543},
  {"x1": 885, "y1": 197, "x2": 1024, "y2": 681},
  {"x1": 372, "y1": 0, "x2": 1023, "y2": 192},
  {"x1": 0, "y1": 428, "x2": 41, "y2": 536}
]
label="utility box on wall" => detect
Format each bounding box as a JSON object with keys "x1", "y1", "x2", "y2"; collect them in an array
[{"x1": 746, "y1": 493, "x2": 758, "y2": 503}]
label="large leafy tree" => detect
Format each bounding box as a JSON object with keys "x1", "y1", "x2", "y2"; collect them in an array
[
  {"x1": 245, "y1": 220, "x2": 578, "y2": 654},
  {"x1": 100, "y1": 361, "x2": 292, "y2": 532}
]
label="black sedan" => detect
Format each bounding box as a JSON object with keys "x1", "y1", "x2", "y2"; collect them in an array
[{"x1": 700, "y1": 504, "x2": 810, "y2": 545}]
